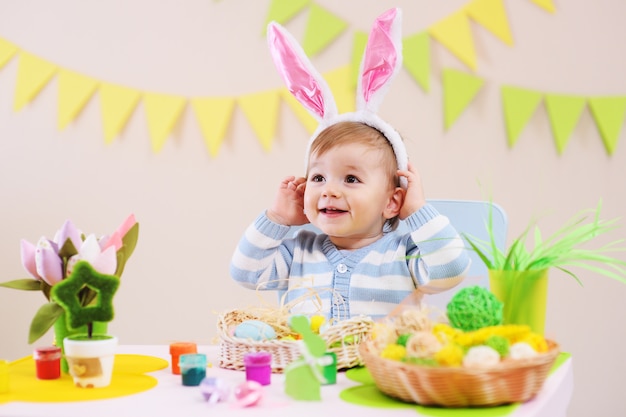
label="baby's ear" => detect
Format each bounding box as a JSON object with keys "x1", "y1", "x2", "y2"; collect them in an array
[{"x1": 384, "y1": 187, "x2": 405, "y2": 219}]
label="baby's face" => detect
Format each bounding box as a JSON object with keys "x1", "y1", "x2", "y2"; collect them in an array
[{"x1": 304, "y1": 143, "x2": 396, "y2": 249}]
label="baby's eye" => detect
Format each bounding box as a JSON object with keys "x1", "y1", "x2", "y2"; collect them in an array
[
  {"x1": 345, "y1": 175, "x2": 360, "y2": 184},
  {"x1": 310, "y1": 174, "x2": 325, "y2": 182}
]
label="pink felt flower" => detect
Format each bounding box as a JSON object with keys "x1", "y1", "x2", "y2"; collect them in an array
[
  {"x1": 20, "y1": 239, "x2": 40, "y2": 280},
  {"x1": 53, "y1": 220, "x2": 83, "y2": 252},
  {"x1": 34, "y1": 237, "x2": 64, "y2": 286},
  {"x1": 100, "y1": 214, "x2": 137, "y2": 252},
  {"x1": 66, "y1": 234, "x2": 117, "y2": 277}
]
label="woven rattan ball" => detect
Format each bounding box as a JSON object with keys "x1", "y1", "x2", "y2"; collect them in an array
[{"x1": 446, "y1": 286, "x2": 503, "y2": 331}]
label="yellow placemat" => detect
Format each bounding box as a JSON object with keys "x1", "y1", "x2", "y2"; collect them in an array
[{"x1": 0, "y1": 354, "x2": 168, "y2": 404}]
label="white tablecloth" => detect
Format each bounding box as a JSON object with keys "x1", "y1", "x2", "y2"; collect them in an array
[{"x1": 0, "y1": 344, "x2": 573, "y2": 417}]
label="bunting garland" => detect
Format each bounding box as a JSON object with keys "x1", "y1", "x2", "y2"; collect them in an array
[{"x1": 0, "y1": 0, "x2": 622, "y2": 157}]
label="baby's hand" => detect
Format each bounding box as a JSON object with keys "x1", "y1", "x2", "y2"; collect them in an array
[
  {"x1": 397, "y1": 162, "x2": 426, "y2": 220},
  {"x1": 267, "y1": 176, "x2": 309, "y2": 226}
]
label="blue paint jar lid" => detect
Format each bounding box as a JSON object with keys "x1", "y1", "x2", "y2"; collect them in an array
[{"x1": 179, "y1": 353, "x2": 207, "y2": 368}]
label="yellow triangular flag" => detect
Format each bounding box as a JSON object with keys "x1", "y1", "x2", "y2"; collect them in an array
[
  {"x1": 143, "y1": 92, "x2": 187, "y2": 153},
  {"x1": 403, "y1": 32, "x2": 431, "y2": 92},
  {"x1": 350, "y1": 31, "x2": 368, "y2": 89},
  {"x1": 588, "y1": 96, "x2": 626, "y2": 155},
  {"x1": 57, "y1": 69, "x2": 98, "y2": 130},
  {"x1": 99, "y1": 82, "x2": 141, "y2": 144},
  {"x1": 264, "y1": 0, "x2": 310, "y2": 28},
  {"x1": 0, "y1": 38, "x2": 18, "y2": 69},
  {"x1": 442, "y1": 69, "x2": 484, "y2": 129},
  {"x1": 238, "y1": 90, "x2": 280, "y2": 151},
  {"x1": 530, "y1": 0, "x2": 556, "y2": 13},
  {"x1": 190, "y1": 97, "x2": 235, "y2": 157},
  {"x1": 544, "y1": 94, "x2": 586, "y2": 154},
  {"x1": 302, "y1": 4, "x2": 348, "y2": 56},
  {"x1": 429, "y1": 11, "x2": 477, "y2": 71},
  {"x1": 465, "y1": 0, "x2": 514, "y2": 46},
  {"x1": 280, "y1": 88, "x2": 318, "y2": 134},
  {"x1": 501, "y1": 86, "x2": 543, "y2": 147},
  {"x1": 324, "y1": 65, "x2": 356, "y2": 114},
  {"x1": 14, "y1": 52, "x2": 57, "y2": 111}
]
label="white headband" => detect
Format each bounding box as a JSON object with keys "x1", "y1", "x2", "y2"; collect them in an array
[{"x1": 267, "y1": 8, "x2": 408, "y2": 188}]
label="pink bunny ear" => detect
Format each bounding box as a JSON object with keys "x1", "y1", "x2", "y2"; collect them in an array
[
  {"x1": 267, "y1": 22, "x2": 337, "y2": 122},
  {"x1": 357, "y1": 8, "x2": 403, "y2": 112}
]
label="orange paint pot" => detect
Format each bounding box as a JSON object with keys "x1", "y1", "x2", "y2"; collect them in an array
[{"x1": 169, "y1": 342, "x2": 197, "y2": 375}]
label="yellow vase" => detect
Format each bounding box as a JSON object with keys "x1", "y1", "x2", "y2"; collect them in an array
[{"x1": 488, "y1": 269, "x2": 549, "y2": 335}]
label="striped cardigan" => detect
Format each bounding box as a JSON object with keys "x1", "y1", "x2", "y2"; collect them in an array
[{"x1": 230, "y1": 204, "x2": 471, "y2": 321}]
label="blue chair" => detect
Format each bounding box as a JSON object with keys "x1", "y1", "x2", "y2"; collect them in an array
[{"x1": 282, "y1": 199, "x2": 508, "y2": 313}]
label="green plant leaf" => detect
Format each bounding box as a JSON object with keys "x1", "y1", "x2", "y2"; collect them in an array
[
  {"x1": 28, "y1": 302, "x2": 64, "y2": 344},
  {"x1": 115, "y1": 222, "x2": 139, "y2": 277},
  {"x1": 0, "y1": 279, "x2": 42, "y2": 291},
  {"x1": 464, "y1": 199, "x2": 626, "y2": 284}
]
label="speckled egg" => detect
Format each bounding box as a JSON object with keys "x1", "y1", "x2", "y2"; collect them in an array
[{"x1": 234, "y1": 320, "x2": 277, "y2": 341}]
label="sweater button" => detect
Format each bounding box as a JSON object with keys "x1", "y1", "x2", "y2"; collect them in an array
[{"x1": 336, "y1": 263, "x2": 348, "y2": 273}]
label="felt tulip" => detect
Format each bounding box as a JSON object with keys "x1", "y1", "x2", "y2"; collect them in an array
[
  {"x1": 34, "y1": 237, "x2": 64, "y2": 286},
  {"x1": 1, "y1": 215, "x2": 139, "y2": 344},
  {"x1": 53, "y1": 220, "x2": 82, "y2": 253},
  {"x1": 66, "y1": 234, "x2": 117, "y2": 277},
  {"x1": 100, "y1": 214, "x2": 137, "y2": 252},
  {"x1": 20, "y1": 237, "x2": 64, "y2": 286}
]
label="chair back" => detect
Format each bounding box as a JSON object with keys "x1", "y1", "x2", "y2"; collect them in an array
[{"x1": 420, "y1": 199, "x2": 507, "y2": 312}]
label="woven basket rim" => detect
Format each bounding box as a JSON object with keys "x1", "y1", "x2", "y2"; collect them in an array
[{"x1": 360, "y1": 338, "x2": 559, "y2": 373}]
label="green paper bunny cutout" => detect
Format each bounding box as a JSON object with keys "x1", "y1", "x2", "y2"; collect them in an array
[{"x1": 285, "y1": 315, "x2": 329, "y2": 401}]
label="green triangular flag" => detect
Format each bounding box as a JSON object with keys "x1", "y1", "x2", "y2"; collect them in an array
[
  {"x1": 263, "y1": 0, "x2": 311, "y2": 31},
  {"x1": 501, "y1": 86, "x2": 543, "y2": 147},
  {"x1": 588, "y1": 96, "x2": 626, "y2": 155},
  {"x1": 442, "y1": 69, "x2": 485, "y2": 129},
  {"x1": 350, "y1": 31, "x2": 368, "y2": 89},
  {"x1": 403, "y1": 32, "x2": 431, "y2": 92},
  {"x1": 544, "y1": 94, "x2": 586, "y2": 154},
  {"x1": 302, "y1": 3, "x2": 348, "y2": 56}
]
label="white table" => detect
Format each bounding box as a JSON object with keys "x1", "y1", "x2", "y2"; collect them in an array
[{"x1": 0, "y1": 345, "x2": 573, "y2": 417}]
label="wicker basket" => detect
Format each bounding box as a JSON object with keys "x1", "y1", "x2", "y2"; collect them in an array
[
  {"x1": 359, "y1": 339, "x2": 560, "y2": 407},
  {"x1": 218, "y1": 309, "x2": 374, "y2": 373}
]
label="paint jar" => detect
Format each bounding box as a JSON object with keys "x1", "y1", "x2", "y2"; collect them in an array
[
  {"x1": 321, "y1": 352, "x2": 337, "y2": 385},
  {"x1": 0, "y1": 360, "x2": 9, "y2": 393},
  {"x1": 179, "y1": 353, "x2": 207, "y2": 386},
  {"x1": 243, "y1": 351, "x2": 272, "y2": 386},
  {"x1": 169, "y1": 342, "x2": 197, "y2": 375},
  {"x1": 33, "y1": 346, "x2": 62, "y2": 380}
]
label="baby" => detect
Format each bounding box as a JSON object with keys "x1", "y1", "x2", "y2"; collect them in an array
[{"x1": 230, "y1": 8, "x2": 470, "y2": 321}]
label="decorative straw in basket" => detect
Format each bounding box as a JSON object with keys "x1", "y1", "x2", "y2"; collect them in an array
[
  {"x1": 218, "y1": 309, "x2": 374, "y2": 373},
  {"x1": 359, "y1": 339, "x2": 560, "y2": 407}
]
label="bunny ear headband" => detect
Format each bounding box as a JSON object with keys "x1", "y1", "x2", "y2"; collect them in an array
[{"x1": 267, "y1": 8, "x2": 408, "y2": 188}]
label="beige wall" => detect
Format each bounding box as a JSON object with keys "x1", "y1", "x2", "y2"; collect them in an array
[{"x1": 1, "y1": 1, "x2": 625, "y2": 415}]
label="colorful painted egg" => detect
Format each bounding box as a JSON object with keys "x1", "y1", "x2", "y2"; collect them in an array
[{"x1": 234, "y1": 320, "x2": 276, "y2": 341}]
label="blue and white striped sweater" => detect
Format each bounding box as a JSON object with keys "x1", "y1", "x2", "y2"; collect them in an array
[{"x1": 230, "y1": 204, "x2": 470, "y2": 321}]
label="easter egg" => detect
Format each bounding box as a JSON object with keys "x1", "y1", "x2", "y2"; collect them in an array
[{"x1": 234, "y1": 320, "x2": 277, "y2": 341}]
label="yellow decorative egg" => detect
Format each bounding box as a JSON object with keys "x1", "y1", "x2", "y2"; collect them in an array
[
  {"x1": 434, "y1": 344, "x2": 464, "y2": 366},
  {"x1": 380, "y1": 344, "x2": 406, "y2": 361}
]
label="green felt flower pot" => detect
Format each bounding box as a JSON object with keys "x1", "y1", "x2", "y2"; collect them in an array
[
  {"x1": 488, "y1": 269, "x2": 549, "y2": 335},
  {"x1": 53, "y1": 312, "x2": 108, "y2": 373}
]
